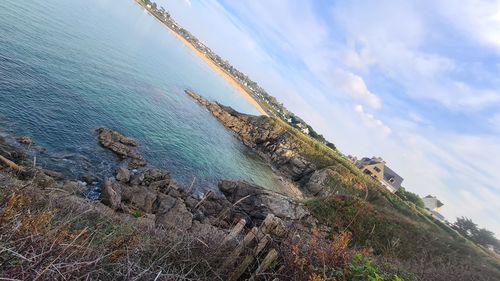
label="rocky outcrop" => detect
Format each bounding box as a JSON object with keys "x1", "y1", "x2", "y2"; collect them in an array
[
  {"x1": 17, "y1": 136, "x2": 33, "y2": 145},
  {"x1": 186, "y1": 90, "x2": 317, "y2": 194},
  {"x1": 96, "y1": 128, "x2": 146, "y2": 168},
  {"x1": 95, "y1": 129, "x2": 312, "y2": 231},
  {"x1": 219, "y1": 180, "x2": 309, "y2": 224}
]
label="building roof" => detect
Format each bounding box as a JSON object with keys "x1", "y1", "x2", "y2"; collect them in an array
[{"x1": 383, "y1": 165, "x2": 404, "y2": 190}]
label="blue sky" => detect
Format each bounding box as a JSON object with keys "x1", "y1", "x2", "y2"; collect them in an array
[{"x1": 157, "y1": 0, "x2": 500, "y2": 235}]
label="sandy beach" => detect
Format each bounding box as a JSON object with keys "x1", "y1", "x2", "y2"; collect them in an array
[{"x1": 137, "y1": 2, "x2": 269, "y2": 116}]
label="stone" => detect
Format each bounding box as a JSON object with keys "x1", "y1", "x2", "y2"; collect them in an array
[
  {"x1": 96, "y1": 128, "x2": 146, "y2": 168},
  {"x1": 154, "y1": 193, "x2": 177, "y2": 214},
  {"x1": 61, "y1": 181, "x2": 85, "y2": 195},
  {"x1": 155, "y1": 198, "x2": 193, "y2": 231},
  {"x1": 120, "y1": 185, "x2": 157, "y2": 213},
  {"x1": 116, "y1": 167, "x2": 130, "y2": 182},
  {"x1": 219, "y1": 180, "x2": 309, "y2": 225},
  {"x1": 43, "y1": 169, "x2": 64, "y2": 180},
  {"x1": 142, "y1": 168, "x2": 170, "y2": 185},
  {"x1": 130, "y1": 172, "x2": 145, "y2": 186},
  {"x1": 101, "y1": 177, "x2": 121, "y2": 210},
  {"x1": 304, "y1": 167, "x2": 335, "y2": 196},
  {"x1": 82, "y1": 174, "x2": 97, "y2": 184},
  {"x1": 17, "y1": 136, "x2": 33, "y2": 145}
]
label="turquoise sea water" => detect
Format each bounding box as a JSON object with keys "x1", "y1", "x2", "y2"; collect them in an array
[{"x1": 0, "y1": 0, "x2": 282, "y2": 195}]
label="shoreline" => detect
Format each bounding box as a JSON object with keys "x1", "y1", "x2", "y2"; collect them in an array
[{"x1": 135, "y1": 1, "x2": 269, "y2": 116}]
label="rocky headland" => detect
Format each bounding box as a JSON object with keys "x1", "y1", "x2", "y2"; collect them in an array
[{"x1": 186, "y1": 89, "x2": 337, "y2": 198}]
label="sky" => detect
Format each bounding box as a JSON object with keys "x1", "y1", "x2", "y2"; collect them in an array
[{"x1": 156, "y1": 0, "x2": 500, "y2": 236}]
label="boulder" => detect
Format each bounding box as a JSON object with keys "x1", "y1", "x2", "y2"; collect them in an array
[
  {"x1": 218, "y1": 180, "x2": 309, "y2": 225},
  {"x1": 61, "y1": 181, "x2": 85, "y2": 195},
  {"x1": 120, "y1": 185, "x2": 157, "y2": 213},
  {"x1": 115, "y1": 167, "x2": 130, "y2": 182},
  {"x1": 155, "y1": 197, "x2": 193, "y2": 231},
  {"x1": 17, "y1": 136, "x2": 33, "y2": 145},
  {"x1": 81, "y1": 174, "x2": 97, "y2": 184},
  {"x1": 101, "y1": 177, "x2": 122, "y2": 210},
  {"x1": 96, "y1": 128, "x2": 145, "y2": 168},
  {"x1": 43, "y1": 169, "x2": 64, "y2": 180},
  {"x1": 304, "y1": 167, "x2": 336, "y2": 196}
]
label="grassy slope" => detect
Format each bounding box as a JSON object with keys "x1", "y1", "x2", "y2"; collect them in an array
[{"x1": 271, "y1": 117, "x2": 500, "y2": 280}]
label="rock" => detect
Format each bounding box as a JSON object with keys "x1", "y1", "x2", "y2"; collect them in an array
[
  {"x1": 43, "y1": 169, "x2": 64, "y2": 180},
  {"x1": 96, "y1": 128, "x2": 146, "y2": 168},
  {"x1": 81, "y1": 174, "x2": 97, "y2": 184},
  {"x1": 218, "y1": 180, "x2": 309, "y2": 225},
  {"x1": 305, "y1": 167, "x2": 335, "y2": 196},
  {"x1": 154, "y1": 193, "x2": 178, "y2": 215},
  {"x1": 185, "y1": 91, "x2": 316, "y2": 186},
  {"x1": 17, "y1": 136, "x2": 33, "y2": 145},
  {"x1": 130, "y1": 171, "x2": 145, "y2": 186},
  {"x1": 116, "y1": 167, "x2": 130, "y2": 182},
  {"x1": 142, "y1": 168, "x2": 170, "y2": 186},
  {"x1": 101, "y1": 177, "x2": 122, "y2": 210},
  {"x1": 155, "y1": 198, "x2": 193, "y2": 231},
  {"x1": 150, "y1": 179, "x2": 170, "y2": 193},
  {"x1": 61, "y1": 181, "x2": 85, "y2": 195},
  {"x1": 120, "y1": 185, "x2": 157, "y2": 213}
]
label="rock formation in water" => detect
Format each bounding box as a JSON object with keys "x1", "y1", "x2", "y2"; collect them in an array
[
  {"x1": 185, "y1": 90, "x2": 329, "y2": 196},
  {"x1": 96, "y1": 128, "x2": 146, "y2": 168}
]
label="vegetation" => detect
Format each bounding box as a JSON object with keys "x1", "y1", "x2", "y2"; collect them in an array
[
  {"x1": 395, "y1": 187, "x2": 424, "y2": 208},
  {"x1": 306, "y1": 195, "x2": 500, "y2": 281},
  {"x1": 452, "y1": 217, "x2": 500, "y2": 251}
]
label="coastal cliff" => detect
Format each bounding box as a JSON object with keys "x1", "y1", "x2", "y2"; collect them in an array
[
  {"x1": 186, "y1": 90, "x2": 319, "y2": 193},
  {"x1": 186, "y1": 89, "x2": 367, "y2": 198}
]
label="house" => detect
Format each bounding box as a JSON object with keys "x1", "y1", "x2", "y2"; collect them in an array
[
  {"x1": 422, "y1": 195, "x2": 445, "y2": 221},
  {"x1": 355, "y1": 157, "x2": 404, "y2": 193},
  {"x1": 422, "y1": 195, "x2": 443, "y2": 211}
]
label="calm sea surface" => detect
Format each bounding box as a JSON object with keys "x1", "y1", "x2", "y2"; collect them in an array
[{"x1": 0, "y1": 0, "x2": 282, "y2": 195}]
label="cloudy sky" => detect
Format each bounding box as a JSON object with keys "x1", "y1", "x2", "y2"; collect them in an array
[{"x1": 156, "y1": 0, "x2": 500, "y2": 235}]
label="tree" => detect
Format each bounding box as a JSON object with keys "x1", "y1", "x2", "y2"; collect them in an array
[
  {"x1": 326, "y1": 142, "x2": 336, "y2": 151},
  {"x1": 475, "y1": 228, "x2": 498, "y2": 248},
  {"x1": 452, "y1": 217, "x2": 500, "y2": 250},
  {"x1": 395, "y1": 187, "x2": 424, "y2": 208},
  {"x1": 453, "y1": 217, "x2": 478, "y2": 238}
]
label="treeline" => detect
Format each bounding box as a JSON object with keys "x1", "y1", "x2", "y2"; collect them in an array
[{"x1": 452, "y1": 217, "x2": 500, "y2": 251}]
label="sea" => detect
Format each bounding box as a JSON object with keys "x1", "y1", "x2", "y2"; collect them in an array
[{"x1": 0, "y1": 0, "x2": 283, "y2": 196}]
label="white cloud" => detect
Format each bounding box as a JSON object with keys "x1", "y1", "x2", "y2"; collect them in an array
[
  {"x1": 334, "y1": 69, "x2": 381, "y2": 109},
  {"x1": 435, "y1": 0, "x2": 500, "y2": 51},
  {"x1": 156, "y1": 0, "x2": 500, "y2": 235},
  {"x1": 332, "y1": 0, "x2": 500, "y2": 111},
  {"x1": 354, "y1": 104, "x2": 391, "y2": 136}
]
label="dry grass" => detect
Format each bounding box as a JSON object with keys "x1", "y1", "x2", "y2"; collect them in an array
[{"x1": 0, "y1": 177, "x2": 239, "y2": 280}]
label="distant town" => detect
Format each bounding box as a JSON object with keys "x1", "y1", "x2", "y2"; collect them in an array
[{"x1": 138, "y1": 0, "x2": 337, "y2": 151}]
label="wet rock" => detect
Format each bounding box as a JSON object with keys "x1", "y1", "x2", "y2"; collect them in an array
[
  {"x1": 82, "y1": 175, "x2": 97, "y2": 184},
  {"x1": 96, "y1": 128, "x2": 145, "y2": 168},
  {"x1": 142, "y1": 168, "x2": 170, "y2": 186},
  {"x1": 17, "y1": 136, "x2": 33, "y2": 145},
  {"x1": 43, "y1": 169, "x2": 64, "y2": 180},
  {"x1": 115, "y1": 167, "x2": 130, "y2": 182},
  {"x1": 186, "y1": 91, "x2": 316, "y2": 186}
]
